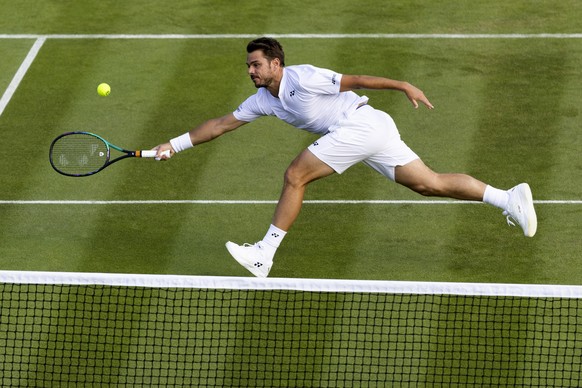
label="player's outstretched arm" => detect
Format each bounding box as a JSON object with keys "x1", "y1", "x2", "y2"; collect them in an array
[
  {"x1": 340, "y1": 75, "x2": 434, "y2": 110},
  {"x1": 154, "y1": 113, "x2": 248, "y2": 159}
]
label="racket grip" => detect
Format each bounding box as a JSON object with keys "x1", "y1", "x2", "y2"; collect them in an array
[{"x1": 141, "y1": 150, "x2": 170, "y2": 158}]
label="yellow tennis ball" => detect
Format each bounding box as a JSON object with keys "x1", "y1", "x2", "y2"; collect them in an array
[{"x1": 97, "y1": 83, "x2": 111, "y2": 96}]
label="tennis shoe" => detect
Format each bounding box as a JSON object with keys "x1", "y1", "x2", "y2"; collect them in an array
[
  {"x1": 503, "y1": 183, "x2": 537, "y2": 237},
  {"x1": 226, "y1": 241, "x2": 273, "y2": 278}
]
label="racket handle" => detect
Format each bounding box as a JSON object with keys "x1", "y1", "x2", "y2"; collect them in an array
[{"x1": 140, "y1": 150, "x2": 170, "y2": 158}]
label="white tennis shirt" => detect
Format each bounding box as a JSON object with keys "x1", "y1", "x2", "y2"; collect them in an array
[{"x1": 233, "y1": 65, "x2": 368, "y2": 135}]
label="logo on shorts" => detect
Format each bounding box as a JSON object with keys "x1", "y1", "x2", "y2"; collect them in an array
[
  {"x1": 290, "y1": 90, "x2": 295, "y2": 97},
  {"x1": 312, "y1": 141, "x2": 319, "y2": 146}
]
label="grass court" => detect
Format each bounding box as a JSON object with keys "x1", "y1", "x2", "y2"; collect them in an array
[{"x1": 1, "y1": 1, "x2": 582, "y2": 386}]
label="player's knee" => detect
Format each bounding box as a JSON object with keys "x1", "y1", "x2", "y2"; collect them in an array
[
  {"x1": 283, "y1": 164, "x2": 305, "y2": 188},
  {"x1": 283, "y1": 150, "x2": 335, "y2": 189}
]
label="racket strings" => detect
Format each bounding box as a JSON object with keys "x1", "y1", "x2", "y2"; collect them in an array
[{"x1": 51, "y1": 134, "x2": 108, "y2": 176}]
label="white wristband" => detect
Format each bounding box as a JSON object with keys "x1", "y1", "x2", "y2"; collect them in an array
[{"x1": 169, "y1": 133, "x2": 193, "y2": 153}]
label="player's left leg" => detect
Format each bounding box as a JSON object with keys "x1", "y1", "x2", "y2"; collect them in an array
[
  {"x1": 394, "y1": 159, "x2": 486, "y2": 200},
  {"x1": 393, "y1": 159, "x2": 537, "y2": 237}
]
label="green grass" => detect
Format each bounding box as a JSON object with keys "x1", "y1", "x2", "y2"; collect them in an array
[
  {"x1": 1, "y1": 1, "x2": 582, "y2": 386},
  {"x1": 2, "y1": 1, "x2": 582, "y2": 34},
  {"x1": 1, "y1": 37, "x2": 581, "y2": 282}
]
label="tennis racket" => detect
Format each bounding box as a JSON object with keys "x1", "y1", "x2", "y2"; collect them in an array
[{"x1": 49, "y1": 131, "x2": 169, "y2": 177}]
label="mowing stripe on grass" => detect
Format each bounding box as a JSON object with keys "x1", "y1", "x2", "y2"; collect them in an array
[
  {"x1": 1, "y1": 34, "x2": 582, "y2": 40},
  {"x1": 0, "y1": 37, "x2": 45, "y2": 117}
]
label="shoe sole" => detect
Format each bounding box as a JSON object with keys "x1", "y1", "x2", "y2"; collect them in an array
[
  {"x1": 225, "y1": 242, "x2": 269, "y2": 278},
  {"x1": 519, "y1": 183, "x2": 537, "y2": 237}
]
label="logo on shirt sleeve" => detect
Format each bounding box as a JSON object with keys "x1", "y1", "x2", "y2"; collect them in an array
[{"x1": 331, "y1": 74, "x2": 337, "y2": 85}]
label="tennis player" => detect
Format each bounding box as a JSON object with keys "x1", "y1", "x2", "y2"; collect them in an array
[{"x1": 154, "y1": 37, "x2": 537, "y2": 278}]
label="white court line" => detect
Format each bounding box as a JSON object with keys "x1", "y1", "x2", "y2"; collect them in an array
[
  {"x1": 0, "y1": 37, "x2": 46, "y2": 117},
  {"x1": 1, "y1": 33, "x2": 582, "y2": 40},
  {"x1": 0, "y1": 200, "x2": 579, "y2": 205},
  {"x1": 0, "y1": 34, "x2": 577, "y2": 205},
  {"x1": 2, "y1": 33, "x2": 579, "y2": 113}
]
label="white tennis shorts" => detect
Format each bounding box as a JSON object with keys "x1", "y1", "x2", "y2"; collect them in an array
[{"x1": 308, "y1": 104, "x2": 419, "y2": 181}]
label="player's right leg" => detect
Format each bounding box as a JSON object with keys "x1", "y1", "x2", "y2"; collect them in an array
[
  {"x1": 226, "y1": 148, "x2": 335, "y2": 277},
  {"x1": 272, "y1": 149, "x2": 336, "y2": 231}
]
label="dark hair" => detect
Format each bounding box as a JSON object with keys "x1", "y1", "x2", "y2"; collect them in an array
[{"x1": 246, "y1": 37, "x2": 285, "y2": 67}]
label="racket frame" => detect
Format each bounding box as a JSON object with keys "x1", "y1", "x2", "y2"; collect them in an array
[{"x1": 49, "y1": 131, "x2": 155, "y2": 177}]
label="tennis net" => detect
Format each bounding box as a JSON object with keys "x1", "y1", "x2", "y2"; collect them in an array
[{"x1": 0, "y1": 271, "x2": 581, "y2": 387}]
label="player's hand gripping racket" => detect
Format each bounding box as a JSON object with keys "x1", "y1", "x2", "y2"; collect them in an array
[{"x1": 49, "y1": 131, "x2": 170, "y2": 177}]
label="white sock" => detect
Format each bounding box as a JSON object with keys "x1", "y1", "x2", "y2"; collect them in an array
[
  {"x1": 483, "y1": 185, "x2": 509, "y2": 210},
  {"x1": 261, "y1": 224, "x2": 287, "y2": 253}
]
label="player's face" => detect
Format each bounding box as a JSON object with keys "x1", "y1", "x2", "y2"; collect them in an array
[{"x1": 246, "y1": 50, "x2": 278, "y2": 89}]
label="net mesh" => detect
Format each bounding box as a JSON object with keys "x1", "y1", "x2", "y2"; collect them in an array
[{"x1": 1, "y1": 278, "x2": 581, "y2": 387}]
